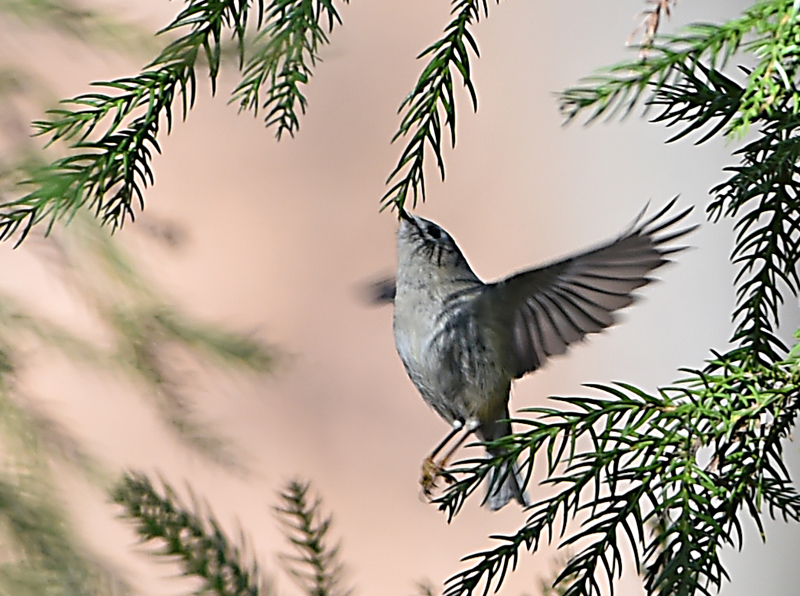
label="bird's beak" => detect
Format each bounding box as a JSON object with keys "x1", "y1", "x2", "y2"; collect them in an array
[{"x1": 399, "y1": 208, "x2": 414, "y2": 224}]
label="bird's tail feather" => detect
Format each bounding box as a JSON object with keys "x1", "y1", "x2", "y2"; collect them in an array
[
  {"x1": 479, "y1": 411, "x2": 529, "y2": 510},
  {"x1": 485, "y1": 457, "x2": 529, "y2": 511}
]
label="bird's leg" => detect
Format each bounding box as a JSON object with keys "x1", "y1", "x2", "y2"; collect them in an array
[
  {"x1": 420, "y1": 420, "x2": 479, "y2": 498},
  {"x1": 438, "y1": 422, "x2": 478, "y2": 471},
  {"x1": 421, "y1": 423, "x2": 462, "y2": 496},
  {"x1": 430, "y1": 422, "x2": 464, "y2": 461}
]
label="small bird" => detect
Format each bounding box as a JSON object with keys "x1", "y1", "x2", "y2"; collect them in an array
[{"x1": 383, "y1": 199, "x2": 695, "y2": 510}]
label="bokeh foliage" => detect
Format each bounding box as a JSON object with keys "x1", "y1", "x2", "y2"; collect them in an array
[
  {"x1": 112, "y1": 474, "x2": 349, "y2": 596},
  {"x1": 0, "y1": 2, "x2": 273, "y2": 593}
]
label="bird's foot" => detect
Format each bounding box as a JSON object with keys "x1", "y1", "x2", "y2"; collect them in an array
[
  {"x1": 420, "y1": 456, "x2": 457, "y2": 500},
  {"x1": 420, "y1": 456, "x2": 441, "y2": 499}
]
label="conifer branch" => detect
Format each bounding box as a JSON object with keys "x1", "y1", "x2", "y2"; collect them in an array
[
  {"x1": 439, "y1": 361, "x2": 800, "y2": 596},
  {"x1": 232, "y1": 0, "x2": 347, "y2": 139},
  {"x1": 382, "y1": 0, "x2": 494, "y2": 213},
  {"x1": 275, "y1": 480, "x2": 350, "y2": 596},
  {"x1": 0, "y1": 0, "x2": 346, "y2": 242},
  {"x1": 113, "y1": 472, "x2": 268, "y2": 596}
]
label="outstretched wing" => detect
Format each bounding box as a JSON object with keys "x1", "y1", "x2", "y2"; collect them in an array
[{"x1": 480, "y1": 199, "x2": 696, "y2": 379}]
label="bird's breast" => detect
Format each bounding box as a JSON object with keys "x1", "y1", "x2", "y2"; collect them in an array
[{"x1": 392, "y1": 282, "x2": 513, "y2": 423}]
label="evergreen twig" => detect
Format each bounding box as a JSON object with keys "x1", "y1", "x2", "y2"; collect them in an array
[
  {"x1": 382, "y1": 0, "x2": 495, "y2": 213},
  {"x1": 0, "y1": 0, "x2": 345, "y2": 242},
  {"x1": 113, "y1": 472, "x2": 268, "y2": 596},
  {"x1": 275, "y1": 480, "x2": 350, "y2": 596},
  {"x1": 438, "y1": 360, "x2": 800, "y2": 596}
]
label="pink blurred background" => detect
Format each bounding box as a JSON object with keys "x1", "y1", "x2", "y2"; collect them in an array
[{"x1": 3, "y1": 1, "x2": 800, "y2": 595}]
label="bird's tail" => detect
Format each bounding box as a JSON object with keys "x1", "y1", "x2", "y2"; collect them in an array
[
  {"x1": 480, "y1": 412, "x2": 530, "y2": 511},
  {"x1": 485, "y1": 456, "x2": 529, "y2": 511}
]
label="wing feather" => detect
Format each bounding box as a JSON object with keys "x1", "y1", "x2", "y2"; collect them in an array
[{"x1": 481, "y1": 199, "x2": 696, "y2": 378}]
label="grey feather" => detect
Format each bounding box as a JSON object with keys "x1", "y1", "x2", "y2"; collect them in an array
[{"x1": 483, "y1": 198, "x2": 696, "y2": 378}]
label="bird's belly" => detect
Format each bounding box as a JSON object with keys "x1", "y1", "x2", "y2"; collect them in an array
[{"x1": 393, "y1": 315, "x2": 511, "y2": 425}]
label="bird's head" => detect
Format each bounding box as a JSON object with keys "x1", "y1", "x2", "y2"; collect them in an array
[{"x1": 396, "y1": 209, "x2": 474, "y2": 279}]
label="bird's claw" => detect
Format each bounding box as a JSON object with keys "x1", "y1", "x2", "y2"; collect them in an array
[
  {"x1": 420, "y1": 456, "x2": 456, "y2": 500},
  {"x1": 420, "y1": 456, "x2": 441, "y2": 498}
]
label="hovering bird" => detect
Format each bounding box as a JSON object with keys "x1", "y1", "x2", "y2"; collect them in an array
[{"x1": 377, "y1": 200, "x2": 694, "y2": 510}]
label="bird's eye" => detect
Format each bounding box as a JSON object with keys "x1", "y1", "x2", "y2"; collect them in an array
[{"x1": 427, "y1": 225, "x2": 442, "y2": 240}]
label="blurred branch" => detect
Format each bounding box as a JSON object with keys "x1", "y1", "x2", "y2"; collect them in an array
[
  {"x1": 0, "y1": 7, "x2": 280, "y2": 594},
  {"x1": 112, "y1": 472, "x2": 269, "y2": 596},
  {"x1": 275, "y1": 480, "x2": 351, "y2": 596},
  {"x1": 112, "y1": 474, "x2": 355, "y2": 596},
  {"x1": 0, "y1": 207, "x2": 276, "y2": 468},
  {"x1": 0, "y1": 379, "x2": 131, "y2": 595},
  {"x1": 0, "y1": 0, "x2": 162, "y2": 56}
]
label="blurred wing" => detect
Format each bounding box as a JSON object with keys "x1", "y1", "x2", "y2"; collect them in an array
[
  {"x1": 365, "y1": 276, "x2": 396, "y2": 304},
  {"x1": 482, "y1": 199, "x2": 696, "y2": 378}
]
